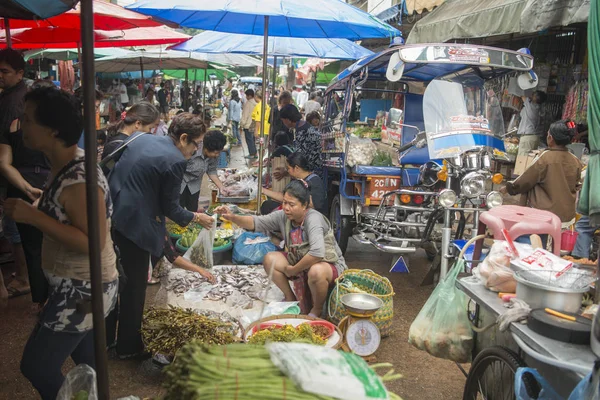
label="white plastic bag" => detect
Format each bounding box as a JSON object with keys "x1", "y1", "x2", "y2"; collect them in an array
[
  {"x1": 57, "y1": 364, "x2": 98, "y2": 400},
  {"x1": 347, "y1": 136, "x2": 377, "y2": 167},
  {"x1": 472, "y1": 240, "x2": 533, "y2": 292},
  {"x1": 268, "y1": 343, "x2": 389, "y2": 400},
  {"x1": 183, "y1": 216, "x2": 216, "y2": 268},
  {"x1": 240, "y1": 301, "x2": 299, "y2": 327}
]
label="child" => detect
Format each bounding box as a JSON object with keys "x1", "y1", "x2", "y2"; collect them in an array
[{"x1": 96, "y1": 129, "x2": 107, "y2": 162}]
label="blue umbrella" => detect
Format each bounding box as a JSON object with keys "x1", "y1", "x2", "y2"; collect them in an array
[
  {"x1": 172, "y1": 30, "x2": 373, "y2": 60},
  {"x1": 128, "y1": 0, "x2": 399, "y2": 212},
  {"x1": 1, "y1": 0, "x2": 79, "y2": 47},
  {"x1": 127, "y1": 0, "x2": 399, "y2": 40}
]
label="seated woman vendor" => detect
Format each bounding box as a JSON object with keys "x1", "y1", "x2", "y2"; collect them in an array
[
  {"x1": 261, "y1": 152, "x2": 327, "y2": 216},
  {"x1": 214, "y1": 180, "x2": 347, "y2": 317}
]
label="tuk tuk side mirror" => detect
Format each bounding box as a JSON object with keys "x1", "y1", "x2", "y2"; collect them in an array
[
  {"x1": 386, "y1": 52, "x2": 405, "y2": 82},
  {"x1": 517, "y1": 70, "x2": 538, "y2": 90}
]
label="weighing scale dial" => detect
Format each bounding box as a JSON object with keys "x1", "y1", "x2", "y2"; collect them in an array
[{"x1": 346, "y1": 319, "x2": 381, "y2": 357}]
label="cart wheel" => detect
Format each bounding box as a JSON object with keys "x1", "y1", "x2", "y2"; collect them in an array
[
  {"x1": 330, "y1": 194, "x2": 353, "y2": 255},
  {"x1": 463, "y1": 346, "x2": 539, "y2": 400}
]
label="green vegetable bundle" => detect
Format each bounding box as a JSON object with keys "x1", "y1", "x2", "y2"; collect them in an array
[
  {"x1": 141, "y1": 306, "x2": 235, "y2": 357},
  {"x1": 163, "y1": 342, "x2": 333, "y2": 400},
  {"x1": 181, "y1": 226, "x2": 201, "y2": 248},
  {"x1": 371, "y1": 150, "x2": 393, "y2": 166}
]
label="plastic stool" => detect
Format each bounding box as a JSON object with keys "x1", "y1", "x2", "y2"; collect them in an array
[{"x1": 473, "y1": 205, "x2": 562, "y2": 261}]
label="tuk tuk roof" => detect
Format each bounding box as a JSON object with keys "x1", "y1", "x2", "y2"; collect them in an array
[{"x1": 327, "y1": 43, "x2": 534, "y2": 92}]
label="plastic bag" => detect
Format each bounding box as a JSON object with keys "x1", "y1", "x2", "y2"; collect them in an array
[
  {"x1": 514, "y1": 368, "x2": 561, "y2": 400},
  {"x1": 347, "y1": 136, "x2": 377, "y2": 167},
  {"x1": 568, "y1": 361, "x2": 600, "y2": 400},
  {"x1": 232, "y1": 232, "x2": 278, "y2": 265},
  {"x1": 57, "y1": 364, "x2": 98, "y2": 400},
  {"x1": 472, "y1": 240, "x2": 535, "y2": 292},
  {"x1": 268, "y1": 343, "x2": 390, "y2": 400},
  {"x1": 183, "y1": 216, "x2": 216, "y2": 268},
  {"x1": 408, "y1": 259, "x2": 473, "y2": 363},
  {"x1": 240, "y1": 301, "x2": 300, "y2": 327}
]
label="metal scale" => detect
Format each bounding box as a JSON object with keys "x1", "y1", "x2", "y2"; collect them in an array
[{"x1": 338, "y1": 293, "x2": 383, "y2": 358}]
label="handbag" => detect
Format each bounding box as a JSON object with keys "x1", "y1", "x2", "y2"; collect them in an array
[{"x1": 99, "y1": 132, "x2": 146, "y2": 176}]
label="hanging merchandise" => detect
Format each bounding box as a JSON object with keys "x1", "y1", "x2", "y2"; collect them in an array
[{"x1": 563, "y1": 79, "x2": 589, "y2": 124}]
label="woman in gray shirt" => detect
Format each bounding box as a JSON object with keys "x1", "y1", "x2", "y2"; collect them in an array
[{"x1": 215, "y1": 180, "x2": 346, "y2": 317}]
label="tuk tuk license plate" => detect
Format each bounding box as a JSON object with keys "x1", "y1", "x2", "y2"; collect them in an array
[{"x1": 368, "y1": 177, "x2": 401, "y2": 200}]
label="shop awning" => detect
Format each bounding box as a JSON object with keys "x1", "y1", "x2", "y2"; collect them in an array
[
  {"x1": 405, "y1": 0, "x2": 446, "y2": 14},
  {"x1": 407, "y1": 0, "x2": 589, "y2": 44},
  {"x1": 375, "y1": 4, "x2": 403, "y2": 23}
]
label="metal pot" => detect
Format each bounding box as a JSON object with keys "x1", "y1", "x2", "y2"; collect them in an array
[{"x1": 514, "y1": 271, "x2": 588, "y2": 313}]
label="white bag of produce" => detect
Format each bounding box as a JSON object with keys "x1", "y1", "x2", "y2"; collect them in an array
[
  {"x1": 268, "y1": 343, "x2": 389, "y2": 400},
  {"x1": 183, "y1": 216, "x2": 216, "y2": 268},
  {"x1": 408, "y1": 260, "x2": 473, "y2": 363},
  {"x1": 472, "y1": 240, "x2": 533, "y2": 293},
  {"x1": 57, "y1": 364, "x2": 98, "y2": 400},
  {"x1": 347, "y1": 136, "x2": 377, "y2": 167}
]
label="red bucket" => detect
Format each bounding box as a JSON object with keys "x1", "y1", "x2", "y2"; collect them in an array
[{"x1": 561, "y1": 230, "x2": 579, "y2": 252}]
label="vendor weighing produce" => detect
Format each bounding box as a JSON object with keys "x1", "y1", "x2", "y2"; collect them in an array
[
  {"x1": 180, "y1": 129, "x2": 230, "y2": 211},
  {"x1": 215, "y1": 180, "x2": 347, "y2": 318}
]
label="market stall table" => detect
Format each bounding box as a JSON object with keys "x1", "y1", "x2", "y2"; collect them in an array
[{"x1": 457, "y1": 276, "x2": 595, "y2": 397}]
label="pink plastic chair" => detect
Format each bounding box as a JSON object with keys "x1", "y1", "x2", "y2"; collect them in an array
[{"x1": 473, "y1": 205, "x2": 562, "y2": 261}]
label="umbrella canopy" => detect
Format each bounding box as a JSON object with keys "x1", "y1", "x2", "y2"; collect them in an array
[
  {"x1": 93, "y1": 50, "x2": 209, "y2": 73},
  {"x1": 577, "y1": 0, "x2": 600, "y2": 223},
  {"x1": 23, "y1": 47, "x2": 131, "y2": 61},
  {"x1": 1, "y1": 0, "x2": 159, "y2": 30},
  {"x1": 163, "y1": 67, "x2": 237, "y2": 81},
  {"x1": 127, "y1": 0, "x2": 400, "y2": 40},
  {"x1": 0, "y1": 25, "x2": 190, "y2": 49},
  {"x1": 0, "y1": 0, "x2": 78, "y2": 20},
  {"x1": 172, "y1": 30, "x2": 373, "y2": 60}
]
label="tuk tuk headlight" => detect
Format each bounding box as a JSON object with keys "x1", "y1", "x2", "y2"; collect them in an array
[
  {"x1": 461, "y1": 172, "x2": 485, "y2": 198},
  {"x1": 486, "y1": 191, "x2": 503, "y2": 208},
  {"x1": 438, "y1": 189, "x2": 457, "y2": 208}
]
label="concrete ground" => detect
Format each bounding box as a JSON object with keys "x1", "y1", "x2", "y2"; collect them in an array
[{"x1": 0, "y1": 142, "x2": 468, "y2": 400}]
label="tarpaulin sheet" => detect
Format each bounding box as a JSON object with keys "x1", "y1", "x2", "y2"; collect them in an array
[{"x1": 407, "y1": 0, "x2": 589, "y2": 44}]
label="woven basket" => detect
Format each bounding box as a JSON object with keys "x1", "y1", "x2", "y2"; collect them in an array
[{"x1": 327, "y1": 269, "x2": 395, "y2": 337}]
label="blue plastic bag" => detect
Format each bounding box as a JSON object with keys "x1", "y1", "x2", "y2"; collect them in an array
[
  {"x1": 568, "y1": 361, "x2": 600, "y2": 400},
  {"x1": 515, "y1": 368, "x2": 561, "y2": 400},
  {"x1": 233, "y1": 232, "x2": 278, "y2": 265}
]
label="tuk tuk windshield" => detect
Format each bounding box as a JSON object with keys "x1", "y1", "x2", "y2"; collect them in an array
[{"x1": 423, "y1": 79, "x2": 505, "y2": 159}]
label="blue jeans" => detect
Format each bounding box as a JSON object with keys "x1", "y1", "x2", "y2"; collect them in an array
[
  {"x1": 244, "y1": 128, "x2": 257, "y2": 156},
  {"x1": 21, "y1": 323, "x2": 95, "y2": 400},
  {"x1": 2, "y1": 216, "x2": 21, "y2": 244},
  {"x1": 572, "y1": 215, "x2": 595, "y2": 259},
  {"x1": 231, "y1": 121, "x2": 241, "y2": 143}
]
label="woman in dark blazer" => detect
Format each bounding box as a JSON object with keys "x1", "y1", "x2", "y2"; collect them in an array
[{"x1": 106, "y1": 113, "x2": 213, "y2": 358}]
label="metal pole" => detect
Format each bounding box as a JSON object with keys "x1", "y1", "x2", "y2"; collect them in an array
[
  {"x1": 140, "y1": 57, "x2": 145, "y2": 88},
  {"x1": 256, "y1": 16, "x2": 269, "y2": 214},
  {"x1": 266, "y1": 56, "x2": 277, "y2": 181},
  {"x1": 185, "y1": 68, "x2": 189, "y2": 112},
  {"x1": 80, "y1": 1, "x2": 109, "y2": 399},
  {"x1": 203, "y1": 67, "x2": 207, "y2": 121},
  {"x1": 4, "y1": 18, "x2": 11, "y2": 48}
]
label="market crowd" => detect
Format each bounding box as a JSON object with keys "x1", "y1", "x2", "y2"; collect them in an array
[{"x1": 0, "y1": 48, "x2": 341, "y2": 399}]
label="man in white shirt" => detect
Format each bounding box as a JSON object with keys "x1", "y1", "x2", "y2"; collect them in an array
[
  {"x1": 291, "y1": 86, "x2": 299, "y2": 104},
  {"x1": 118, "y1": 79, "x2": 129, "y2": 108},
  {"x1": 296, "y1": 85, "x2": 309, "y2": 109},
  {"x1": 517, "y1": 91, "x2": 547, "y2": 155}
]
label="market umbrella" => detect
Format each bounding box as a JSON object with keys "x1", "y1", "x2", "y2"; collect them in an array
[
  {"x1": 0, "y1": 0, "x2": 160, "y2": 30},
  {"x1": 23, "y1": 47, "x2": 131, "y2": 61},
  {"x1": 577, "y1": 0, "x2": 600, "y2": 224},
  {"x1": 93, "y1": 50, "x2": 209, "y2": 73},
  {"x1": 1, "y1": 0, "x2": 78, "y2": 47},
  {"x1": 128, "y1": 0, "x2": 399, "y2": 212},
  {"x1": 0, "y1": 25, "x2": 190, "y2": 49},
  {"x1": 171, "y1": 30, "x2": 374, "y2": 60},
  {"x1": 162, "y1": 67, "x2": 237, "y2": 81}
]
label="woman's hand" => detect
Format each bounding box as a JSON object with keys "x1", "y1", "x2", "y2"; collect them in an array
[
  {"x1": 193, "y1": 213, "x2": 214, "y2": 229},
  {"x1": 220, "y1": 187, "x2": 231, "y2": 196},
  {"x1": 283, "y1": 265, "x2": 298, "y2": 278},
  {"x1": 213, "y1": 205, "x2": 232, "y2": 216},
  {"x1": 499, "y1": 186, "x2": 508, "y2": 195},
  {"x1": 4, "y1": 198, "x2": 36, "y2": 224},
  {"x1": 25, "y1": 185, "x2": 43, "y2": 202},
  {"x1": 273, "y1": 167, "x2": 288, "y2": 181},
  {"x1": 198, "y1": 268, "x2": 216, "y2": 284}
]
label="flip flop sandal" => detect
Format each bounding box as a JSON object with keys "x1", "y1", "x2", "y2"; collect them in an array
[
  {"x1": 7, "y1": 283, "x2": 31, "y2": 298},
  {"x1": 147, "y1": 278, "x2": 160, "y2": 285}
]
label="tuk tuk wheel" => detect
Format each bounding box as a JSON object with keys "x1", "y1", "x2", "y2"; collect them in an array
[{"x1": 330, "y1": 194, "x2": 353, "y2": 255}]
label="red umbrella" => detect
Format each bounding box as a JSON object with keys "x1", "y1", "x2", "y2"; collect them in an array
[
  {"x1": 0, "y1": 0, "x2": 160, "y2": 30},
  {"x1": 0, "y1": 25, "x2": 190, "y2": 49}
]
